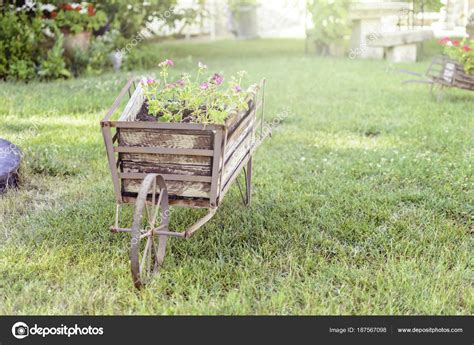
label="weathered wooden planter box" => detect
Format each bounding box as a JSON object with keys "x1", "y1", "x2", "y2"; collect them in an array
[
  {"x1": 402, "y1": 55, "x2": 474, "y2": 96},
  {"x1": 428, "y1": 56, "x2": 474, "y2": 92},
  {"x1": 101, "y1": 78, "x2": 265, "y2": 209}
]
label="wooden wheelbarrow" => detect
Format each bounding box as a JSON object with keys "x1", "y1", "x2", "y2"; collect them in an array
[
  {"x1": 101, "y1": 77, "x2": 270, "y2": 289},
  {"x1": 400, "y1": 55, "x2": 474, "y2": 98}
]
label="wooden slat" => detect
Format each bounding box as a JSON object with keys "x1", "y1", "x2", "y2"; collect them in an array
[
  {"x1": 222, "y1": 134, "x2": 252, "y2": 185},
  {"x1": 114, "y1": 146, "x2": 214, "y2": 156},
  {"x1": 123, "y1": 179, "x2": 210, "y2": 198},
  {"x1": 122, "y1": 195, "x2": 210, "y2": 208},
  {"x1": 226, "y1": 102, "x2": 254, "y2": 137},
  {"x1": 225, "y1": 117, "x2": 254, "y2": 162},
  {"x1": 224, "y1": 86, "x2": 259, "y2": 130},
  {"x1": 102, "y1": 78, "x2": 135, "y2": 122},
  {"x1": 209, "y1": 130, "x2": 223, "y2": 206},
  {"x1": 220, "y1": 152, "x2": 251, "y2": 200},
  {"x1": 121, "y1": 160, "x2": 211, "y2": 176},
  {"x1": 121, "y1": 152, "x2": 211, "y2": 166},
  {"x1": 119, "y1": 129, "x2": 212, "y2": 149},
  {"x1": 119, "y1": 172, "x2": 211, "y2": 183},
  {"x1": 119, "y1": 80, "x2": 144, "y2": 121},
  {"x1": 112, "y1": 121, "x2": 225, "y2": 131}
]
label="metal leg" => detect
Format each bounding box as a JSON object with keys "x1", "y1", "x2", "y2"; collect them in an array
[
  {"x1": 245, "y1": 157, "x2": 253, "y2": 207},
  {"x1": 235, "y1": 157, "x2": 253, "y2": 207},
  {"x1": 438, "y1": 85, "x2": 446, "y2": 102}
]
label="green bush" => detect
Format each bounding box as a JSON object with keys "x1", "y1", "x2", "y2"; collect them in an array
[
  {"x1": 0, "y1": 10, "x2": 71, "y2": 81},
  {"x1": 307, "y1": 0, "x2": 351, "y2": 55},
  {"x1": 38, "y1": 26, "x2": 72, "y2": 80},
  {"x1": 0, "y1": 1, "x2": 204, "y2": 81},
  {"x1": 100, "y1": 0, "x2": 179, "y2": 39},
  {"x1": 0, "y1": 11, "x2": 43, "y2": 81}
]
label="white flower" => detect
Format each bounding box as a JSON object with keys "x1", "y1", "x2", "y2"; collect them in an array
[
  {"x1": 40, "y1": 4, "x2": 56, "y2": 12},
  {"x1": 198, "y1": 61, "x2": 207, "y2": 70},
  {"x1": 25, "y1": 0, "x2": 36, "y2": 9},
  {"x1": 79, "y1": 2, "x2": 89, "y2": 14}
]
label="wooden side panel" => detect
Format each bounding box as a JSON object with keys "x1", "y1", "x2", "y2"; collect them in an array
[
  {"x1": 225, "y1": 115, "x2": 254, "y2": 162},
  {"x1": 225, "y1": 101, "x2": 254, "y2": 138},
  {"x1": 453, "y1": 65, "x2": 474, "y2": 91},
  {"x1": 117, "y1": 126, "x2": 217, "y2": 199},
  {"x1": 222, "y1": 134, "x2": 252, "y2": 186}
]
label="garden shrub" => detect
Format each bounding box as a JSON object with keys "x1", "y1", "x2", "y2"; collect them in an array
[
  {"x1": 0, "y1": 1, "x2": 204, "y2": 81},
  {"x1": 306, "y1": 0, "x2": 351, "y2": 56},
  {"x1": 0, "y1": 11, "x2": 45, "y2": 81}
]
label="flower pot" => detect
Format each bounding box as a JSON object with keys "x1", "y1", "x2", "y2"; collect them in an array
[
  {"x1": 467, "y1": 23, "x2": 474, "y2": 38},
  {"x1": 329, "y1": 43, "x2": 346, "y2": 57},
  {"x1": 314, "y1": 42, "x2": 346, "y2": 57},
  {"x1": 231, "y1": 5, "x2": 259, "y2": 39},
  {"x1": 108, "y1": 51, "x2": 123, "y2": 72},
  {"x1": 61, "y1": 28, "x2": 91, "y2": 56}
]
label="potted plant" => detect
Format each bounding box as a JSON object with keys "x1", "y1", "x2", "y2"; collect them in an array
[
  {"x1": 52, "y1": 2, "x2": 106, "y2": 55},
  {"x1": 439, "y1": 37, "x2": 474, "y2": 74},
  {"x1": 228, "y1": 0, "x2": 259, "y2": 39},
  {"x1": 436, "y1": 37, "x2": 474, "y2": 91},
  {"x1": 138, "y1": 60, "x2": 254, "y2": 124},
  {"x1": 101, "y1": 59, "x2": 265, "y2": 209}
]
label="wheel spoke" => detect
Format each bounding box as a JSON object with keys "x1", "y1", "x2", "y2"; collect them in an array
[
  {"x1": 150, "y1": 236, "x2": 158, "y2": 272},
  {"x1": 152, "y1": 189, "x2": 164, "y2": 227},
  {"x1": 140, "y1": 237, "x2": 151, "y2": 277},
  {"x1": 145, "y1": 202, "x2": 152, "y2": 227},
  {"x1": 150, "y1": 179, "x2": 157, "y2": 227},
  {"x1": 146, "y1": 240, "x2": 151, "y2": 277}
]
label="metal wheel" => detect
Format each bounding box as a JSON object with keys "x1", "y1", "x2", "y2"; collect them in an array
[{"x1": 130, "y1": 174, "x2": 169, "y2": 289}]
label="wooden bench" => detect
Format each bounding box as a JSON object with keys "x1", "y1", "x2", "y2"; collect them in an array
[{"x1": 368, "y1": 29, "x2": 433, "y2": 63}]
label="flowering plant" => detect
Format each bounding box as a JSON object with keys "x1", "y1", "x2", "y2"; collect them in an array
[
  {"x1": 140, "y1": 60, "x2": 255, "y2": 124},
  {"x1": 49, "y1": 2, "x2": 107, "y2": 34},
  {"x1": 439, "y1": 37, "x2": 474, "y2": 74}
]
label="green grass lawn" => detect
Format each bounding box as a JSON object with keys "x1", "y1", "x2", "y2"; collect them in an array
[{"x1": 0, "y1": 39, "x2": 472, "y2": 314}]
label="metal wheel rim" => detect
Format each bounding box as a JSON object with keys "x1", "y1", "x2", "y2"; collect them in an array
[{"x1": 130, "y1": 174, "x2": 169, "y2": 289}]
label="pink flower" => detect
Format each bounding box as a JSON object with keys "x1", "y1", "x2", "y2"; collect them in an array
[
  {"x1": 175, "y1": 79, "x2": 186, "y2": 87},
  {"x1": 210, "y1": 73, "x2": 224, "y2": 86},
  {"x1": 200, "y1": 82, "x2": 209, "y2": 90},
  {"x1": 463, "y1": 44, "x2": 472, "y2": 52},
  {"x1": 452, "y1": 40, "x2": 460, "y2": 47},
  {"x1": 233, "y1": 85, "x2": 242, "y2": 92},
  {"x1": 438, "y1": 37, "x2": 450, "y2": 45},
  {"x1": 146, "y1": 79, "x2": 155, "y2": 85},
  {"x1": 159, "y1": 59, "x2": 174, "y2": 67}
]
